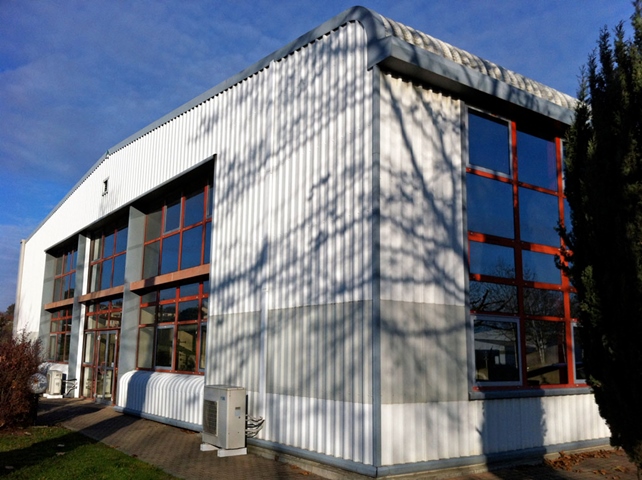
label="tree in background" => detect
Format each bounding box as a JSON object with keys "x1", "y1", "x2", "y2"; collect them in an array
[
  {"x1": 0, "y1": 304, "x2": 14, "y2": 341},
  {"x1": 561, "y1": 1, "x2": 642, "y2": 472}
]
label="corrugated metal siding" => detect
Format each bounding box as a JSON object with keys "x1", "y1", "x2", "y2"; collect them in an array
[
  {"x1": 265, "y1": 393, "x2": 373, "y2": 464},
  {"x1": 117, "y1": 371, "x2": 204, "y2": 427},
  {"x1": 208, "y1": 22, "x2": 374, "y2": 463},
  {"x1": 380, "y1": 395, "x2": 610, "y2": 465},
  {"x1": 379, "y1": 73, "x2": 466, "y2": 307}
]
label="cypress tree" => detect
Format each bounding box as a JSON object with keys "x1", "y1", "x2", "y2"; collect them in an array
[{"x1": 562, "y1": 2, "x2": 642, "y2": 473}]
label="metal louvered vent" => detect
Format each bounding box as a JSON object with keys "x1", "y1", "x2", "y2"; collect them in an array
[{"x1": 203, "y1": 399, "x2": 218, "y2": 436}]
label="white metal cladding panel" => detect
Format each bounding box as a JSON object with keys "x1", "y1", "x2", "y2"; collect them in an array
[
  {"x1": 209, "y1": 69, "x2": 273, "y2": 315},
  {"x1": 265, "y1": 393, "x2": 373, "y2": 465},
  {"x1": 15, "y1": 240, "x2": 46, "y2": 336},
  {"x1": 379, "y1": 73, "x2": 466, "y2": 307},
  {"x1": 117, "y1": 371, "x2": 204, "y2": 427},
  {"x1": 207, "y1": 311, "x2": 262, "y2": 390},
  {"x1": 276, "y1": 21, "x2": 373, "y2": 311},
  {"x1": 380, "y1": 395, "x2": 609, "y2": 465}
]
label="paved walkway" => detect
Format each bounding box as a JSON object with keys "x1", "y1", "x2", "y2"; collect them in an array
[{"x1": 36, "y1": 398, "x2": 638, "y2": 480}]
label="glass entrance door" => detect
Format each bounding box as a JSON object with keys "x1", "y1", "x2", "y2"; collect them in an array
[
  {"x1": 95, "y1": 330, "x2": 118, "y2": 402},
  {"x1": 82, "y1": 330, "x2": 118, "y2": 403}
]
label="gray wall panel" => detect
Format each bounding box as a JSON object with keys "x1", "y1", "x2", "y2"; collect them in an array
[
  {"x1": 265, "y1": 301, "x2": 372, "y2": 403},
  {"x1": 380, "y1": 300, "x2": 468, "y2": 404}
]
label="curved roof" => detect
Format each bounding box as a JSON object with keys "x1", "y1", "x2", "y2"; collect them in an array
[{"x1": 378, "y1": 14, "x2": 575, "y2": 110}]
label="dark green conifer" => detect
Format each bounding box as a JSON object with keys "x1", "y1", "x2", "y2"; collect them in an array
[{"x1": 561, "y1": 1, "x2": 642, "y2": 473}]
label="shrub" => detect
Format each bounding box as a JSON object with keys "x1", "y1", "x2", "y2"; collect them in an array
[{"x1": 0, "y1": 332, "x2": 43, "y2": 429}]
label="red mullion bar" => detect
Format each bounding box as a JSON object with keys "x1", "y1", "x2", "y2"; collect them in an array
[
  {"x1": 466, "y1": 166, "x2": 512, "y2": 183},
  {"x1": 511, "y1": 121, "x2": 529, "y2": 387},
  {"x1": 468, "y1": 232, "x2": 515, "y2": 248},
  {"x1": 470, "y1": 272, "x2": 517, "y2": 286},
  {"x1": 520, "y1": 242, "x2": 559, "y2": 255},
  {"x1": 517, "y1": 180, "x2": 558, "y2": 196}
]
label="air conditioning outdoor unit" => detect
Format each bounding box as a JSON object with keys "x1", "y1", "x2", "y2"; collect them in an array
[
  {"x1": 46, "y1": 370, "x2": 63, "y2": 395},
  {"x1": 202, "y1": 385, "x2": 246, "y2": 451}
]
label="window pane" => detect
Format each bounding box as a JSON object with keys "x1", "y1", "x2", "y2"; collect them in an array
[
  {"x1": 474, "y1": 319, "x2": 519, "y2": 382},
  {"x1": 179, "y1": 283, "x2": 199, "y2": 298},
  {"x1": 110, "y1": 309, "x2": 122, "y2": 328},
  {"x1": 146, "y1": 210, "x2": 162, "y2": 241},
  {"x1": 155, "y1": 326, "x2": 174, "y2": 368},
  {"x1": 519, "y1": 188, "x2": 559, "y2": 246},
  {"x1": 470, "y1": 242, "x2": 514, "y2": 278},
  {"x1": 184, "y1": 191, "x2": 204, "y2": 227},
  {"x1": 468, "y1": 111, "x2": 510, "y2": 174},
  {"x1": 140, "y1": 306, "x2": 156, "y2": 325},
  {"x1": 470, "y1": 281, "x2": 518, "y2": 313},
  {"x1": 159, "y1": 287, "x2": 175, "y2": 302},
  {"x1": 204, "y1": 224, "x2": 211, "y2": 264},
  {"x1": 48, "y1": 335, "x2": 56, "y2": 361},
  {"x1": 161, "y1": 234, "x2": 180, "y2": 275},
  {"x1": 84, "y1": 332, "x2": 95, "y2": 363},
  {"x1": 53, "y1": 278, "x2": 62, "y2": 302},
  {"x1": 159, "y1": 303, "x2": 176, "y2": 323},
  {"x1": 517, "y1": 131, "x2": 557, "y2": 190},
  {"x1": 178, "y1": 300, "x2": 199, "y2": 321},
  {"x1": 200, "y1": 324, "x2": 207, "y2": 370},
  {"x1": 522, "y1": 251, "x2": 561, "y2": 284},
  {"x1": 100, "y1": 258, "x2": 113, "y2": 290},
  {"x1": 115, "y1": 226, "x2": 128, "y2": 253},
  {"x1": 112, "y1": 254, "x2": 126, "y2": 287},
  {"x1": 525, "y1": 320, "x2": 567, "y2": 385},
  {"x1": 180, "y1": 227, "x2": 202, "y2": 270},
  {"x1": 466, "y1": 175, "x2": 514, "y2": 238},
  {"x1": 573, "y1": 325, "x2": 585, "y2": 382},
  {"x1": 176, "y1": 324, "x2": 198, "y2": 371},
  {"x1": 202, "y1": 295, "x2": 209, "y2": 320},
  {"x1": 137, "y1": 327, "x2": 154, "y2": 368},
  {"x1": 570, "y1": 292, "x2": 580, "y2": 318},
  {"x1": 143, "y1": 241, "x2": 160, "y2": 279},
  {"x1": 563, "y1": 199, "x2": 572, "y2": 237},
  {"x1": 89, "y1": 264, "x2": 100, "y2": 293},
  {"x1": 91, "y1": 237, "x2": 102, "y2": 261},
  {"x1": 164, "y1": 200, "x2": 181, "y2": 233},
  {"x1": 104, "y1": 232, "x2": 115, "y2": 257},
  {"x1": 55, "y1": 256, "x2": 63, "y2": 276},
  {"x1": 523, "y1": 288, "x2": 564, "y2": 317}
]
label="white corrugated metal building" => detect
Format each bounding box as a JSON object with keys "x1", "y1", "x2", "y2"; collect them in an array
[{"x1": 14, "y1": 6, "x2": 610, "y2": 477}]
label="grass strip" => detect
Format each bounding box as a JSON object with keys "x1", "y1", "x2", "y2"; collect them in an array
[{"x1": 0, "y1": 425, "x2": 176, "y2": 479}]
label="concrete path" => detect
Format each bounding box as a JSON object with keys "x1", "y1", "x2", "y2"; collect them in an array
[{"x1": 36, "y1": 398, "x2": 639, "y2": 480}]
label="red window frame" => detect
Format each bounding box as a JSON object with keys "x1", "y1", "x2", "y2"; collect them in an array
[
  {"x1": 137, "y1": 280, "x2": 209, "y2": 374},
  {"x1": 52, "y1": 247, "x2": 77, "y2": 301},
  {"x1": 467, "y1": 108, "x2": 579, "y2": 390},
  {"x1": 88, "y1": 225, "x2": 128, "y2": 293},
  {"x1": 142, "y1": 182, "x2": 212, "y2": 279},
  {"x1": 48, "y1": 308, "x2": 72, "y2": 362},
  {"x1": 85, "y1": 298, "x2": 123, "y2": 330}
]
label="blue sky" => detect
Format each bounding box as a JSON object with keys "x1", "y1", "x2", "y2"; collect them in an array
[{"x1": 0, "y1": 0, "x2": 634, "y2": 310}]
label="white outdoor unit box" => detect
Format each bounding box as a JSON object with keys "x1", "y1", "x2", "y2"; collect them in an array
[
  {"x1": 46, "y1": 370, "x2": 63, "y2": 395},
  {"x1": 202, "y1": 385, "x2": 246, "y2": 450}
]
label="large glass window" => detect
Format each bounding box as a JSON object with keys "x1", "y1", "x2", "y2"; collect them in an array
[
  {"x1": 142, "y1": 183, "x2": 212, "y2": 279},
  {"x1": 48, "y1": 308, "x2": 72, "y2": 362},
  {"x1": 468, "y1": 108, "x2": 581, "y2": 389},
  {"x1": 136, "y1": 280, "x2": 209, "y2": 373},
  {"x1": 85, "y1": 298, "x2": 122, "y2": 330},
  {"x1": 52, "y1": 247, "x2": 77, "y2": 301},
  {"x1": 88, "y1": 224, "x2": 128, "y2": 292}
]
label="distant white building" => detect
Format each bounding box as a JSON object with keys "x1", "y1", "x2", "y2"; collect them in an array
[{"x1": 14, "y1": 7, "x2": 609, "y2": 477}]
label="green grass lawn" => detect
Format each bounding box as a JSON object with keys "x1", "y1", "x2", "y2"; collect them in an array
[{"x1": 0, "y1": 426, "x2": 176, "y2": 479}]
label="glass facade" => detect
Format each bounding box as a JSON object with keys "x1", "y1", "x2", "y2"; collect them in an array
[
  {"x1": 137, "y1": 280, "x2": 209, "y2": 373},
  {"x1": 468, "y1": 109, "x2": 582, "y2": 388}
]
